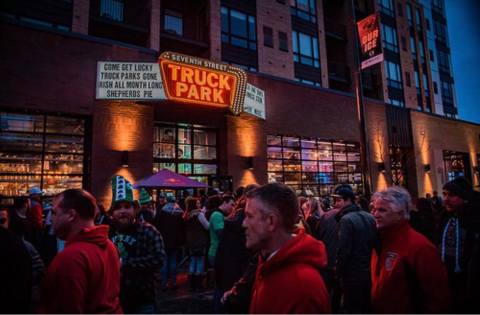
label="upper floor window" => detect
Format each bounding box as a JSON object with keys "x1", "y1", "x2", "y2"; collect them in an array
[
  {"x1": 290, "y1": 0, "x2": 317, "y2": 23},
  {"x1": 378, "y1": 0, "x2": 394, "y2": 16},
  {"x1": 434, "y1": 20, "x2": 447, "y2": 42},
  {"x1": 423, "y1": 73, "x2": 430, "y2": 96},
  {"x1": 406, "y1": 3, "x2": 413, "y2": 25},
  {"x1": 163, "y1": 10, "x2": 183, "y2": 36},
  {"x1": 292, "y1": 31, "x2": 319, "y2": 68},
  {"x1": 441, "y1": 81, "x2": 453, "y2": 98},
  {"x1": 279, "y1": 31, "x2": 289, "y2": 52},
  {"x1": 381, "y1": 24, "x2": 399, "y2": 53},
  {"x1": 221, "y1": 7, "x2": 257, "y2": 50},
  {"x1": 100, "y1": 0, "x2": 124, "y2": 22},
  {"x1": 385, "y1": 61, "x2": 402, "y2": 89},
  {"x1": 418, "y1": 40, "x2": 426, "y2": 62},
  {"x1": 437, "y1": 50, "x2": 450, "y2": 71},
  {"x1": 415, "y1": 8, "x2": 422, "y2": 29},
  {"x1": 414, "y1": 70, "x2": 421, "y2": 94},
  {"x1": 410, "y1": 36, "x2": 417, "y2": 58}
]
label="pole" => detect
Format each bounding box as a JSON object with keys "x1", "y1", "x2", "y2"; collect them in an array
[{"x1": 350, "y1": 0, "x2": 372, "y2": 198}]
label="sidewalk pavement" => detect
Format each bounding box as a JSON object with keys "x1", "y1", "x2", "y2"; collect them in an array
[{"x1": 156, "y1": 273, "x2": 214, "y2": 314}]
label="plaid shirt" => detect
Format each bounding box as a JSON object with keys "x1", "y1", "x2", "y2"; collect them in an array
[{"x1": 111, "y1": 222, "x2": 165, "y2": 304}]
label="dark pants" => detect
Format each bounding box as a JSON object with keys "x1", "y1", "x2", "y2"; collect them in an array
[{"x1": 340, "y1": 283, "x2": 371, "y2": 314}]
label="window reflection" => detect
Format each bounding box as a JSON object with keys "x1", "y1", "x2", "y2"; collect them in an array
[
  {"x1": 0, "y1": 112, "x2": 86, "y2": 197},
  {"x1": 267, "y1": 135, "x2": 362, "y2": 196}
]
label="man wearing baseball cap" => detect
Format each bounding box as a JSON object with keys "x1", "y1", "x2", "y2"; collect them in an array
[
  {"x1": 440, "y1": 176, "x2": 480, "y2": 313},
  {"x1": 332, "y1": 184, "x2": 376, "y2": 313}
]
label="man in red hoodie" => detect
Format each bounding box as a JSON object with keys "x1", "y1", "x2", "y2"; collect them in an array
[
  {"x1": 370, "y1": 186, "x2": 450, "y2": 313},
  {"x1": 39, "y1": 189, "x2": 122, "y2": 313},
  {"x1": 243, "y1": 183, "x2": 330, "y2": 314}
]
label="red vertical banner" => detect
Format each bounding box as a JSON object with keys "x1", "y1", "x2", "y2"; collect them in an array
[{"x1": 357, "y1": 13, "x2": 384, "y2": 69}]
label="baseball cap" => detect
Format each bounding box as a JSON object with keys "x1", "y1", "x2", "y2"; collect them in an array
[{"x1": 331, "y1": 185, "x2": 355, "y2": 201}]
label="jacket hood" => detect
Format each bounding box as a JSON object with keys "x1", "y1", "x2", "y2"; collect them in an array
[
  {"x1": 259, "y1": 231, "x2": 327, "y2": 277},
  {"x1": 162, "y1": 203, "x2": 183, "y2": 215},
  {"x1": 66, "y1": 225, "x2": 110, "y2": 249}
]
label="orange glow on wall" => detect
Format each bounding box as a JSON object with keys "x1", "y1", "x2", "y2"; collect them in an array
[
  {"x1": 375, "y1": 172, "x2": 388, "y2": 192},
  {"x1": 423, "y1": 173, "x2": 433, "y2": 195},
  {"x1": 239, "y1": 170, "x2": 258, "y2": 187},
  {"x1": 159, "y1": 51, "x2": 247, "y2": 114},
  {"x1": 103, "y1": 102, "x2": 144, "y2": 152}
]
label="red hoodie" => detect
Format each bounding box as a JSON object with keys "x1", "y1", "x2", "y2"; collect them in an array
[
  {"x1": 371, "y1": 221, "x2": 451, "y2": 313},
  {"x1": 249, "y1": 231, "x2": 331, "y2": 314},
  {"x1": 39, "y1": 225, "x2": 122, "y2": 314}
]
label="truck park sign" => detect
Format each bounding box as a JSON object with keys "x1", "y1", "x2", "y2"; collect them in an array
[{"x1": 96, "y1": 52, "x2": 264, "y2": 118}]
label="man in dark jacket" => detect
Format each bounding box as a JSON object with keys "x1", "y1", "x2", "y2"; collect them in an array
[
  {"x1": 440, "y1": 176, "x2": 480, "y2": 313},
  {"x1": 154, "y1": 195, "x2": 184, "y2": 290},
  {"x1": 109, "y1": 175, "x2": 165, "y2": 313},
  {"x1": 332, "y1": 185, "x2": 376, "y2": 313}
]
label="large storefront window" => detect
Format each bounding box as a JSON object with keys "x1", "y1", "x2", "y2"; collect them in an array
[
  {"x1": 267, "y1": 135, "x2": 362, "y2": 196},
  {"x1": 153, "y1": 123, "x2": 218, "y2": 185},
  {"x1": 443, "y1": 150, "x2": 471, "y2": 182},
  {"x1": 389, "y1": 146, "x2": 408, "y2": 187},
  {"x1": 0, "y1": 112, "x2": 87, "y2": 199}
]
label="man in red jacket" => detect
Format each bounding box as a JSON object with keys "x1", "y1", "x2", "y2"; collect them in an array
[
  {"x1": 39, "y1": 189, "x2": 122, "y2": 314},
  {"x1": 243, "y1": 183, "x2": 330, "y2": 314},
  {"x1": 370, "y1": 186, "x2": 450, "y2": 313}
]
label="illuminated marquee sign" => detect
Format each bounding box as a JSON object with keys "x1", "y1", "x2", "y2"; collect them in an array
[
  {"x1": 357, "y1": 13, "x2": 384, "y2": 70},
  {"x1": 159, "y1": 51, "x2": 247, "y2": 114}
]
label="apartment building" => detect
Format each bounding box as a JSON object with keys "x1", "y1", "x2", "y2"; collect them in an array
[{"x1": 0, "y1": 0, "x2": 478, "y2": 206}]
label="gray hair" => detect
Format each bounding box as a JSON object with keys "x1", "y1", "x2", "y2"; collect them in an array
[{"x1": 371, "y1": 186, "x2": 412, "y2": 220}]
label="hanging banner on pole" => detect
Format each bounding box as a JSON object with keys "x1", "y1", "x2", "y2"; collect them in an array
[{"x1": 357, "y1": 13, "x2": 384, "y2": 70}]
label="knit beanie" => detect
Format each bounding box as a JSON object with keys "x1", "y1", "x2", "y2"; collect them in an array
[
  {"x1": 110, "y1": 175, "x2": 135, "y2": 209},
  {"x1": 442, "y1": 176, "x2": 473, "y2": 200},
  {"x1": 138, "y1": 188, "x2": 153, "y2": 206}
]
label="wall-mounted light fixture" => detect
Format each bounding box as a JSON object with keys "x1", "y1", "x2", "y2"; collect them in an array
[
  {"x1": 424, "y1": 164, "x2": 431, "y2": 173},
  {"x1": 377, "y1": 162, "x2": 386, "y2": 173},
  {"x1": 246, "y1": 156, "x2": 254, "y2": 170},
  {"x1": 121, "y1": 150, "x2": 129, "y2": 168}
]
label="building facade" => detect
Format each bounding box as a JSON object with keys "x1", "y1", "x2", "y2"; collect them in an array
[{"x1": 0, "y1": 0, "x2": 478, "y2": 207}]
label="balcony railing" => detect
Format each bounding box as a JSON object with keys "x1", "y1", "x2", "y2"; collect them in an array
[
  {"x1": 328, "y1": 61, "x2": 350, "y2": 83},
  {"x1": 325, "y1": 19, "x2": 347, "y2": 39}
]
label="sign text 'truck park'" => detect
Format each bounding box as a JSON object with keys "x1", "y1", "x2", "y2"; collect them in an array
[{"x1": 159, "y1": 51, "x2": 247, "y2": 114}]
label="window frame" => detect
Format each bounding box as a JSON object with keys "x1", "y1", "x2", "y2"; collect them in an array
[
  {"x1": 221, "y1": 6, "x2": 257, "y2": 51},
  {"x1": 292, "y1": 30, "x2": 320, "y2": 68}
]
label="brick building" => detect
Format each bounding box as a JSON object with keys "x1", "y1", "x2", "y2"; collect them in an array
[{"x1": 0, "y1": 0, "x2": 478, "y2": 206}]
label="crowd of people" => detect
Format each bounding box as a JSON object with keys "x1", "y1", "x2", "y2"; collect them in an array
[{"x1": 1, "y1": 174, "x2": 479, "y2": 314}]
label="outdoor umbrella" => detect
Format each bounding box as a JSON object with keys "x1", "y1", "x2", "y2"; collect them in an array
[{"x1": 133, "y1": 169, "x2": 207, "y2": 189}]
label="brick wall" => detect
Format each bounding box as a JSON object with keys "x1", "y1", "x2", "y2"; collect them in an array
[
  {"x1": 410, "y1": 111, "x2": 480, "y2": 196},
  {"x1": 209, "y1": 0, "x2": 222, "y2": 62},
  {"x1": 256, "y1": 0, "x2": 294, "y2": 79},
  {"x1": 316, "y1": 0, "x2": 329, "y2": 87},
  {"x1": 149, "y1": 0, "x2": 161, "y2": 51},
  {"x1": 72, "y1": 0, "x2": 90, "y2": 34},
  {"x1": 92, "y1": 102, "x2": 154, "y2": 207}
]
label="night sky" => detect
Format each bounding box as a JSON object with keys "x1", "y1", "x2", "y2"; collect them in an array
[{"x1": 445, "y1": 0, "x2": 480, "y2": 124}]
